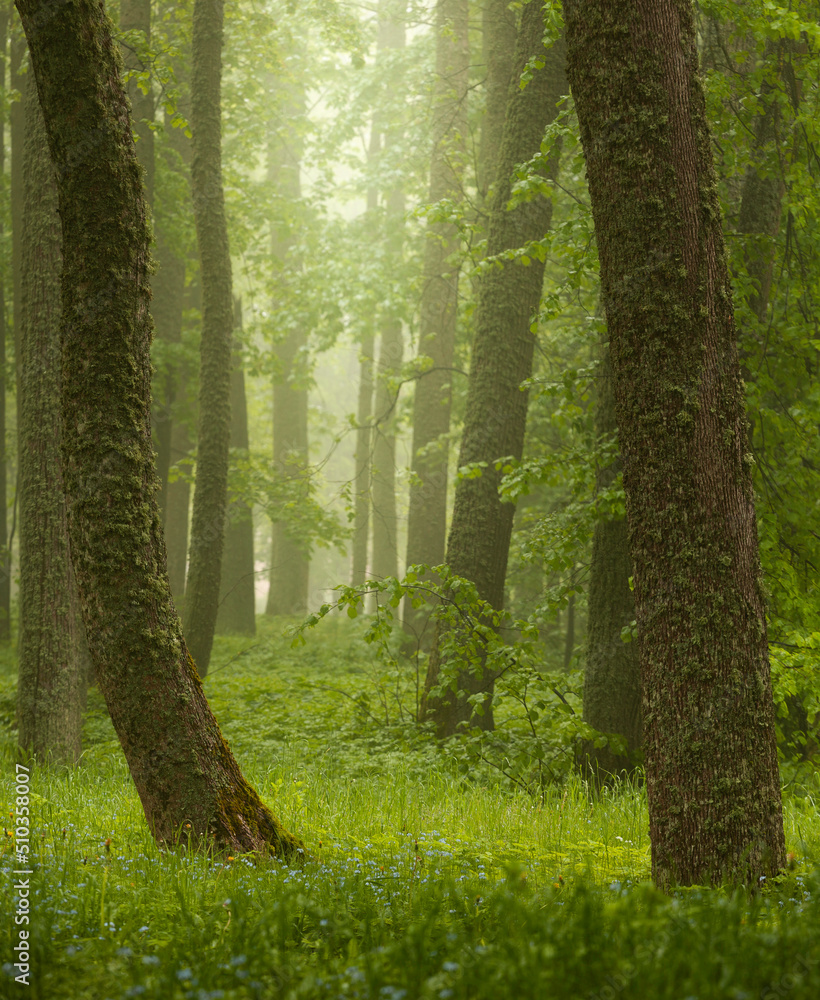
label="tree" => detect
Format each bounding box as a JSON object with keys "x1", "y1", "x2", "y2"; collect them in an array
[
  {"x1": 422, "y1": 3, "x2": 566, "y2": 738},
  {"x1": 477, "y1": 0, "x2": 517, "y2": 201},
  {"x1": 16, "y1": 0, "x2": 300, "y2": 857},
  {"x1": 563, "y1": 0, "x2": 785, "y2": 887},
  {"x1": 184, "y1": 0, "x2": 234, "y2": 676},
  {"x1": 404, "y1": 0, "x2": 468, "y2": 578},
  {"x1": 216, "y1": 299, "x2": 256, "y2": 635},
  {"x1": 265, "y1": 78, "x2": 311, "y2": 618},
  {"x1": 0, "y1": 7, "x2": 10, "y2": 643},
  {"x1": 16, "y1": 65, "x2": 84, "y2": 764},
  {"x1": 580, "y1": 344, "x2": 641, "y2": 781}
]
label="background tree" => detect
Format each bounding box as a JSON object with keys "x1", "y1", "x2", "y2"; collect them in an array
[
  {"x1": 422, "y1": 4, "x2": 566, "y2": 738},
  {"x1": 184, "y1": 0, "x2": 234, "y2": 675},
  {"x1": 16, "y1": 72, "x2": 84, "y2": 764},
  {"x1": 564, "y1": 0, "x2": 786, "y2": 887}
]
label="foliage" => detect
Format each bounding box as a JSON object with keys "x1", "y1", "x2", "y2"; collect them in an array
[{"x1": 1, "y1": 627, "x2": 819, "y2": 999}]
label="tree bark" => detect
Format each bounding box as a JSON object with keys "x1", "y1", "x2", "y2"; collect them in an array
[
  {"x1": 422, "y1": 5, "x2": 565, "y2": 737},
  {"x1": 119, "y1": 0, "x2": 154, "y2": 206},
  {"x1": 580, "y1": 345, "x2": 641, "y2": 782},
  {"x1": 10, "y1": 22, "x2": 25, "y2": 457},
  {"x1": 266, "y1": 82, "x2": 310, "y2": 618},
  {"x1": 405, "y1": 0, "x2": 468, "y2": 577},
  {"x1": 184, "y1": 0, "x2": 234, "y2": 676},
  {"x1": 16, "y1": 0, "x2": 300, "y2": 857},
  {"x1": 564, "y1": 0, "x2": 785, "y2": 888},
  {"x1": 16, "y1": 58, "x2": 84, "y2": 763},
  {"x1": 350, "y1": 331, "x2": 374, "y2": 587},
  {"x1": 165, "y1": 372, "x2": 192, "y2": 602},
  {"x1": 478, "y1": 0, "x2": 517, "y2": 201},
  {"x1": 216, "y1": 299, "x2": 256, "y2": 635},
  {"x1": 370, "y1": 306, "x2": 403, "y2": 582}
]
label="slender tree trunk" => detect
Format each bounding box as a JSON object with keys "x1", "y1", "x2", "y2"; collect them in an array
[
  {"x1": 0, "y1": 6, "x2": 10, "y2": 642},
  {"x1": 153, "y1": 95, "x2": 191, "y2": 517},
  {"x1": 580, "y1": 345, "x2": 641, "y2": 782},
  {"x1": 564, "y1": 0, "x2": 785, "y2": 888},
  {"x1": 422, "y1": 7, "x2": 566, "y2": 737},
  {"x1": 266, "y1": 82, "x2": 310, "y2": 618},
  {"x1": 370, "y1": 307, "x2": 403, "y2": 582},
  {"x1": 119, "y1": 0, "x2": 154, "y2": 205},
  {"x1": 16, "y1": 49, "x2": 84, "y2": 762},
  {"x1": 165, "y1": 376, "x2": 192, "y2": 602},
  {"x1": 405, "y1": 0, "x2": 468, "y2": 577},
  {"x1": 16, "y1": 0, "x2": 300, "y2": 856},
  {"x1": 216, "y1": 298, "x2": 256, "y2": 635},
  {"x1": 184, "y1": 0, "x2": 234, "y2": 677},
  {"x1": 350, "y1": 331, "x2": 374, "y2": 587},
  {"x1": 10, "y1": 22, "x2": 24, "y2": 454}
]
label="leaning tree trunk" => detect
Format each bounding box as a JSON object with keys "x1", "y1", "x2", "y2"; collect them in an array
[
  {"x1": 16, "y1": 65, "x2": 84, "y2": 764},
  {"x1": 580, "y1": 344, "x2": 641, "y2": 782},
  {"x1": 404, "y1": 0, "x2": 468, "y2": 577},
  {"x1": 216, "y1": 299, "x2": 256, "y2": 635},
  {"x1": 16, "y1": 0, "x2": 300, "y2": 857},
  {"x1": 422, "y1": 7, "x2": 566, "y2": 738},
  {"x1": 183, "y1": 0, "x2": 234, "y2": 677},
  {"x1": 564, "y1": 0, "x2": 785, "y2": 889}
]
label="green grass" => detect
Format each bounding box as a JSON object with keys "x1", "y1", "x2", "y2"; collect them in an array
[{"x1": 1, "y1": 616, "x2": 819, "y2": 999}]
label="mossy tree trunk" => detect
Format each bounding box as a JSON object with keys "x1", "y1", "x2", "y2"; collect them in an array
[
  {"x1": 580, "y1": 345, "x2": 641, "y2": 782},
  {"x1": 404, "y1": 0, "x2": 468, "y2": 579},
  {"x1": 216, "y1": 298, "x2": 256, "y2": 635},
  {"x1": 10, "y1": 24, "x2": 25, "y2": 475},
  {"x1": 564, "y1": 0, "x2": 785, "y2": 888},
  {"x1": 477, "y1": 0, "x2": 517, "y2": 201},
  {"x1": 16, "y1": 50, "x2": 85, "y2": 763},
  {"x1": 16, "y1": 0, "x2": 300, "y2": 857},
  {"x1": 266, "y1": 82, "x2": 310, "y2": 618},
  {"x1": 183, "y1": 0, "x2": 234, "y2": 676},
  {"x1": 422, "y1": 6, "x2": 566, "y2": 738}
]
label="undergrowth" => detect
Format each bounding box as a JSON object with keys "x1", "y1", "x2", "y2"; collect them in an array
[{"x1": 0, "y1": 616, "x2": 819, "y2": 999}]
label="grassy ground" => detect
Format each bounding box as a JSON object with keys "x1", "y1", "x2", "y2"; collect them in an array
[{"x1": 1, "y1": 615, "x2": 819, "y2": 999}]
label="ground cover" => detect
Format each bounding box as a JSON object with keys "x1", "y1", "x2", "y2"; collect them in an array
[{"x1": 1, "y1": 616, "x2": 818, "y2": 999}]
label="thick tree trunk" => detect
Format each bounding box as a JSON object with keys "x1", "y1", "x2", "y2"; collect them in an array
[
  {"x1": 216, "y1": 299, "x2": 256, "y2": 635},
  {"x1": 266, "y1": 83, "x2": 310, "y2": 618},
  {"x1": 564, "y1": 0, "x2": 785, "y2": 888},
  {"x1": 422, "y1": 7, "x2": 565, "y2": 737},
  {"x1": 580, "y1": 345, "x2": 641, "y2": 782},
  {"x1": 184, "y1": 0, "x2": 234, "y2": 677},
  {"x1": 405, "y1": 0, "x2": 468, "y2": 576},
  {"x1": 16, "y1": 62, "x2": 84, "y2": 763},
  {"x1": 478, "y1": 0, "x2": 517, "y2": 201},
  {"x1": 16, "y1": 0, "x2": 300, "y2": 857}
]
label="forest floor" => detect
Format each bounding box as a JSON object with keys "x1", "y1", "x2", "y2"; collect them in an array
[{"x1": 0, "y1": 614, "x2": 819, "y2": 999}]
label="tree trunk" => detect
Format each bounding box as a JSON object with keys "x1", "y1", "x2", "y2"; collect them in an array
[
  {"x1": 216, "y1": 299, "x2": 256, "y2": 635},
  {"x1": 370, "y1": 308, "x2": 403, "y2": 582},
  {"x1": 266, "y1": 82, "x2": 310, "y2": 618},
  {"x1": 564, "y1": 0, "x2": 785, "y2": 888},
  {"x1": 16, "y1": 52, "x2": 84, "y2": 763},
  {"x1": 350, "y1": 331, "x2": 374, "y2": 587},
  {"x1": 10, "y1": 23, "x2": 25, "y2": 457},
  {"x1": 119, "y1": 0, "x2": 154, "y2": 206},
  {"x1": 16, "y1": 0, "x2": 300, "y2": 857},
  {"x1": 580, "y1": 345, "x2": 641, "y2": 782},
  {"x1": 477, "y1": 0, "x2": 517, "y2": 201},
  {"x1": 165, "y1": 380, "x2": 192, "y2": 602},
  {"x1": 184, "y1": 0, "x2": 234, "y2": 677},
  {"x1": 0, "y1": 6, "x2": 10, "y2": 643},
  {"x1": 152, "y1": 91, "x2": 191, "y2": 518},
  {"x1": 422, "y1": 7, "x2": 566, "y2": 738},
  {"x1": 404, "y1": 0, "x2": 468, "y2": 577}
]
